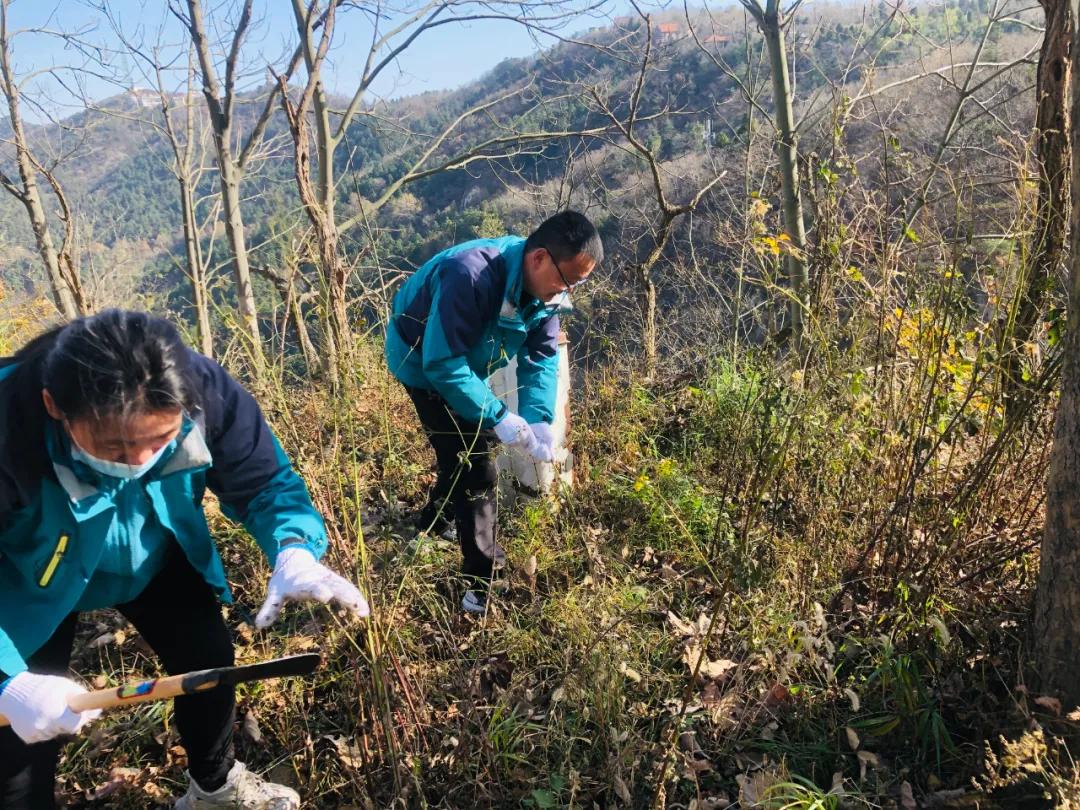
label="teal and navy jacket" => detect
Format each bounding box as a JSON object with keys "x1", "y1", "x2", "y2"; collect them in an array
[
  {"x1": 385, "y1": 236, "x2": 561, "y2": 427},
  {"x1": 0, "y1": 350, "x2": 327, "y2": 677}
]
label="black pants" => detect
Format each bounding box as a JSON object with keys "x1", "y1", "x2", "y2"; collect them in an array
[
  {"x1": 0, "y1": 544, "x2": 236, "y2": 809},
  {"x1": 406, "y1": 385, "x2": 501, "y2": 586}
]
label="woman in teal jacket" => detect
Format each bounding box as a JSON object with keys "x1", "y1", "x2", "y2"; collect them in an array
[{"x1": 0, "y1": 310, "x2": 368, "y2": 809}]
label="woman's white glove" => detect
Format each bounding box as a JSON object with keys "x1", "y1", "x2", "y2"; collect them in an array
[
  {"x1": 255, "y1": 546, "x2": 370, "y2": 629},
  {"x1": 0, "y1": 672, "x2": 101, "y2": 743},
  {"x1": 495, "y1": 413, "x2": 553, "y2": 462}
]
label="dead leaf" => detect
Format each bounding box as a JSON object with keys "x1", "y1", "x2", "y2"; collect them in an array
[
  {"x1": 88, "y1": 633, "x2": 115, "y2": 649},
  {"x1": 900, "y1": 780, "x2": 916, "y2": 810},
  {"x1": 86, "y1": 767, "x2": 141, "y2": 801},
  {"x1": 326, "y1": 735, "x2": 364, "y2": 769},
  {"x1": 667, "y1": 611, "x2": 696, "y2": 637},
  {"x1": 845, "y1": 726, "x2": 860, "y2": 751},
  {"x1": 619, "y1": 662, "x2": 642, "y2": 683},
  {"x1": 844, "y1": 687, "x2": 860, "y2": 712},
  {"x1": 243, "y1": 712, "x2": 263, "y2": 744},
  {"x1": 764, "y1": 683, "x2": 791, "y2": 708},
  {"x1": 694, "y1": 613, "x2": 712, "y2": 635},
  {"x1": 702, "y1": 659, "x2": 737, "y2": 680},
  {"x1": 683, "y1": 643, "x2": 737, "y2": 681},
  {"x1": 856, "y1": 750, "x2": 878, "y2": 781},
  {"x1": 1035, "y1": 695, "x2": 1063, "y2": 716},
  {"x1": 524, "y1": 555, "x2": 537, "y2": 579},
  {"x1": 613, "y1": 774, "x2": 632, "y2": 804},
  {"x1": 286, "y1": 634, "x2": 318, "y2": 653},
  {"x1": 737, "y1": 769, "x2": 785, "y2": 806}
]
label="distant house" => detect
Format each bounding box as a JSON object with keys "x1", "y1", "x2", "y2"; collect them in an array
[
  {"x1": 655, "y1": 22, "x2": 682, "y2": 39},
  {"x1": 704, "y1": 33, "x2": 734, "y2": 46},
  {"x1": 127, "y1": 88, "x2": 161, "y2": 109}
]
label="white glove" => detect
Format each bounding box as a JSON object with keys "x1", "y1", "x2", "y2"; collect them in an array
[
  {"x1": 0, "y1": 672, "x2": 101, "y2": 743},
  {"x1": 495, "y1": 413, "x2": 552, "y2": 462},
  {"x1": 529, "y1": 422, "x2": 556, "y2": 463},
  {"x1": 255, "y1": 546, "x2": 370, "y2": 629},
  {"x1": 494, "y1": 412, "x2": 534, "y2": 450}
]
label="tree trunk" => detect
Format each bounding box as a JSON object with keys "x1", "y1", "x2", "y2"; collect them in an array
[
  {"x1": 217, "y1": 156, "x2": 261, "y2": 349},
  {"x1": 286, "y1": 282, "x2": 320, "y2": 379},
  {"x1": 761, "y1": 12, "x2": 809, "y2": 347},
  {"x1": 1004, "y1": 0, "x2": 1072, "y2": 414},
  {"x1": 290, "y1": 0, "x2": 352, "y2": 385},
  {"x1": 0, "y1": 1, "x2": 79, "y2": 320},
  {"x1": 640, "y1": 269, "x2": 658, "y2": 377},
  {"x1": 16, "y1": 178, "x2": 78, "y2": 320},
  {"x1": 1035, "y1": 20, "x2": 1080, "y2": 706},
  {"x1": 180, "y1": 178, "x2": 213, "y2": 357}
]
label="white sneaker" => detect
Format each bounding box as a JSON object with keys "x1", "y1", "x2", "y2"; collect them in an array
[
  {"x1": 174, "y1": 761, "x2": 300, "y2": 809},
  {"x1": 462, "y1": 589, "x2": 488, "y2": 614}
]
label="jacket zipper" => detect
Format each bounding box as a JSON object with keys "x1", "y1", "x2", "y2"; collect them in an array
[{"x1": 39, "y1": 534, "x2": 69, "y2": 587}]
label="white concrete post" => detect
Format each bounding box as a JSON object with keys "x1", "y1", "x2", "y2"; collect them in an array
[{"x1": 490, "y1": 331, "x2": 574, "y2": 504}]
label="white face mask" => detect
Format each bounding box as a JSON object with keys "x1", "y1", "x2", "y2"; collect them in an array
[
  {"x1": 543, "y1": 290, "x2": 570, "y2": 307},
  {"x1": 70, "y1": 438, "x2": 172, "y2": 481}
]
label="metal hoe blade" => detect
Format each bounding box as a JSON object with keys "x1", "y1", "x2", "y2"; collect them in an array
[{"x1": 181, "y1": 653, "x2": 321, "y2": 693}]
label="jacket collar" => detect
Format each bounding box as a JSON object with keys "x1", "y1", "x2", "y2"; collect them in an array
[
  {"x1": 498, "y1": 240, "x2": 567, "y2": 331},
  {"x1": 47, "y1": 413, "x2": 212, "y2": 504}
]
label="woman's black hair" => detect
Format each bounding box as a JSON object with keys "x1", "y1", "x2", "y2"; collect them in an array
[
  {"x1": 0, "y1": 310, "x2": 197, "y2": 489},
  {"x1": 40, "y1": 309, "x2": 198, "y2": 422}
]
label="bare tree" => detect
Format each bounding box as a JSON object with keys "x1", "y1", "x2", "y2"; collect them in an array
[
  {"x1": 1035, "y1": 8, "x2": 1080, "y2": 704},
  {"x1": 585, "y1": 12, "x2": 725, "y2": 376},
  {"x1": 173, "y1": 0, "x2": 298, "y2": 356},
  {"x1": 0, "y1": 0, "x2": 89, "y2": 319},
  {"x1": 157, "y1": 50, "x2": 219, "y2": 358},
  {"x1": 280, "y1": 0, "x2": 607, "y2": 383},
  {"x1": 1003, "y1": 0, "x2": 1072, "y2": 412},
  {"x1": 727, "y1": 0, "x2": 809, "y2": 347}
]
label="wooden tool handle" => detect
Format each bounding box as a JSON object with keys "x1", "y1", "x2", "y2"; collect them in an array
[
  {"x1": 0, "y1": 671, "x2": 222, "y2": 726},
  {"x1": 66, "y1": 673, "x2": 192, "y2": 712}
]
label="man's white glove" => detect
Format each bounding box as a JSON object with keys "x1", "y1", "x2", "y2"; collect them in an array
[
  {"x1": 255, "y1": 546, "x2": 370, "y2": 629},
  {"x1": 0, "y1": 672, "x2": 101, "y2": 743},
  {"x1": 528, "y1": 422, "x2": 556, "y2": 463},
  {"x1": 495, "y1": 412, "x2": 553, "y2": 463}
]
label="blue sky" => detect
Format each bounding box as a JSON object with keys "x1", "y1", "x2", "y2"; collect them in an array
[{"x1": 4, "y1": 0, "x2": 617, "y2": 119}]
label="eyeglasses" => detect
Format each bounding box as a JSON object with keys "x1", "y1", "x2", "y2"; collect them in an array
[{"x1": 547, "y1": 249, "x2": 586, "y2": 292}]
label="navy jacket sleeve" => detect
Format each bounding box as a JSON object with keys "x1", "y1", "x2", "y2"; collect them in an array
[
  {"x1": 421, "y1": 258, "x2": 509, "y2": 426},
  {"x1": 190, "y1": 352, "x2": 327, "y2": 564}
]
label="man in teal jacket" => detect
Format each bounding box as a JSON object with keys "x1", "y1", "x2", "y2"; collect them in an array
[
  {"x1": 0, "y1": 310, "x2": 368, "y2": 809},
  {"x1": 385, "y1": 211, "x2": 602, "y2": 613}
]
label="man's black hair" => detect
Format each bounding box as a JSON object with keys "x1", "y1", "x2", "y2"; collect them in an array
[{"x1": 524, "y1": 210, "x2": 604, "y2": 267}]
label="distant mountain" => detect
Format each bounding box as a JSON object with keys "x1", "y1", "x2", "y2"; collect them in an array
[{"x1": 0, "y1": 0, "x2": 1038, "y2": 307}]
